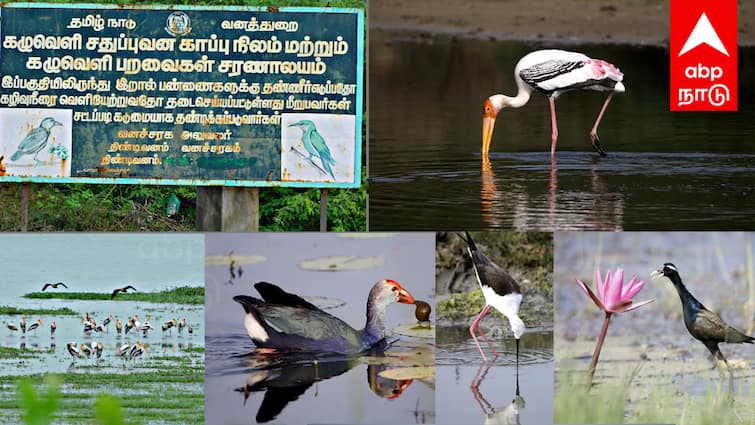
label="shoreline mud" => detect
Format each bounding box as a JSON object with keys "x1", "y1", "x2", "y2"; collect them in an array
[{"x1": 370, "y1": 0, "x2": 754, "y2": 47}]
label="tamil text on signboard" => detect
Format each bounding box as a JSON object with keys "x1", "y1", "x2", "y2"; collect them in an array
[{"x1": 0, "y1": 4, "x2": 364, "y2": 188}]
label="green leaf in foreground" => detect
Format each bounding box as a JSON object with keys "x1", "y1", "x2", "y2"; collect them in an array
[
  {"x1": 18, "y1": 377, "x2": 61, "y2": 425},
  {"x1": 96, "y1": 395, "x2": 125, "y2": 425}
]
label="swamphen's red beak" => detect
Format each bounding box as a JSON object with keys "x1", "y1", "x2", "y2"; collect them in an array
[
  {"x1": 397, "y1": 287, "x2": 415, "y2": 304},
  {"x1": 385, "y1": 279, "x2": 416, "y2": 304}
]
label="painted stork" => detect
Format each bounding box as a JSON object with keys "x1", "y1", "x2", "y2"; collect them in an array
[
  {"x1": 80, "y1": 342, "x2": 93, "y2": 358},
  {"x1": 118, "y1": 340, "x2": 131, "y2": 357},
  {"x1": 66, "y1": 342, "x2": 80, "y2": 360},
  {"x1": 27, "y1": 319, "x2": 42, "y2": 335},
  {"x1": 482, "y1": 49, "x2": 624, "y2": 157}
]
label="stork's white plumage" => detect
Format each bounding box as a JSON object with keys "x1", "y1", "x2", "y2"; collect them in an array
[{"x1": 482, "y1": 49, "x2": 625, "y2": 157}]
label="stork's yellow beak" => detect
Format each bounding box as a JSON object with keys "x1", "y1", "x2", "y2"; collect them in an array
[
  {"x1": 482, "y1": 99, "x2": 497, "y2": 156},
  {"x1": 482, "y1": 116, "x2": 496, "y2": 156}
]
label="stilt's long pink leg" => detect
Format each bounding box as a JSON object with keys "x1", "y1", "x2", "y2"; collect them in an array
[
  {"x1": 470, "y1": 305, "x2": 492, "y2": 362},
  {"x1": 549, "y1": 97, "x2": 558, "y2": 156},
  {"x1": 476, "y1": 323, "x2": 499, "y2": 356},
  {"x1": 590, "y1": 92, "x2": 614, "y2": 156}
]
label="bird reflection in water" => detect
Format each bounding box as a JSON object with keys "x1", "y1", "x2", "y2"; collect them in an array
[
  {"x1": 482, "y1": 154, "x2": 623, "y2": 230},
  {"x1": 549, "y1": 156, "x2": 557, "y2": 222},
  {"x1": 235, "y1": 341, "x2": 414, "y2": 423},
  {"x1": 587, "y1": 157, "x2": 623, "y2": 230},
  {"x1": 480, "y1": 155, "x2": 502, "y2": 228},
  {"x1": 470, "y1": 359, "x2": 525, "y2": 425}
]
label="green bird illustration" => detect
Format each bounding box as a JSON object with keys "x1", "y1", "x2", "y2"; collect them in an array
[
  {"x1": 11, "y1": 117, "x2": 62, "y2": 163},
  {"x1": 288, "y1": 120, "x2": 336, "y2": 180}
]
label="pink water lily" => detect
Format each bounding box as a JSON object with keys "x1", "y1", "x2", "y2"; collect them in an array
[
  {"x1": 576, "y1": 267, "x2": 654, "y2": 386},
  {"x1": 576, "y1": 267, "x2": 654, "y2": 313}
]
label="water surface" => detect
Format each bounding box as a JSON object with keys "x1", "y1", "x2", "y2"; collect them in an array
[
  {"x1": 369, "y1": 36, "x2": 755, "y2": 230},
  {"x1": 436, "y1": 326, "x2": 554, "y2": 425}
]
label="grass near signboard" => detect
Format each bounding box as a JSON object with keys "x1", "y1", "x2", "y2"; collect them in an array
[{"x1": 0, "y1": 172, "x2": 366, "y2": 231}]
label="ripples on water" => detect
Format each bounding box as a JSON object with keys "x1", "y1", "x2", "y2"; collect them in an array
[
  {"x1": 435, "y1": 327, "x2": 554, "y2": 424},
  {"x1": 205, "y1": 333, "x2": 436, "y2": 425},
  {"x1": 436, "y1": 327, "x2": 553, "y2": 366},
  {"x1": 370, "y1": 151, "x2": 755, "y2": 230}
]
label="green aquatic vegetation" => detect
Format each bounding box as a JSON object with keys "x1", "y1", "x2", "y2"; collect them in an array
[
  {"x1": 555, "y1": 364, "x2": 752, "y2": 425},
  {"x1": 0, "y1": 306, "x2": 78, "y2": 316},
  {"x1": 149, "y1": 356, "x2": 184, "y2": 362},
  {"x1": 437, "y1": 231, "x2": 553, "y2": 273},
  {"x1": 23, "y1": 286, "x2": 204, "y2": 305},
  {"x1": 554, "y1": 364, "x2": 642, "y2": 424},
  {"x1": 0, "y1": 369, "x2": 203, "y2": 387},
  {"x1": 437, "y1": 290, "x2": 487, "y2": 322},
  {"x1": 0, "y1": 347, "x2": 41, "y2": 360},
  {"x1": 0, "y1": 370, "x2": 204, "y2": 425},
  {"x1": 437, "y1": 289, "x2": 551, "y2": 324}
]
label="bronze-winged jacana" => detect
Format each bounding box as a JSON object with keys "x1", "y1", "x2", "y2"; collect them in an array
[{"x1": 651, "y1": 262, "x2": 753, "y2": 395}]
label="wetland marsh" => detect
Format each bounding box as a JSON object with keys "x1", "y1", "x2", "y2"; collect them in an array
[{"x1": 0, "y1": 234, "x2": 205, "y2": 424}]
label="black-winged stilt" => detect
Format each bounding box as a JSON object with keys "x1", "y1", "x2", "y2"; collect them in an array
[{"x1": 459, "y1": 232, "x2": 525, "y2": 363}]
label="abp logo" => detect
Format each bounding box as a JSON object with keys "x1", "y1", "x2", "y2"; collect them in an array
[{"x1": 670, "y1": 0, "x2": 737, "y2": 111}]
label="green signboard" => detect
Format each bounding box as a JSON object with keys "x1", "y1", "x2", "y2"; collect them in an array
[{"x1": 0, "y1": 3, "x2": 363, "y2": 188}]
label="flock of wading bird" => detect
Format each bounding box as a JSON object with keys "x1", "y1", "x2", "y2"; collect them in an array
[{"x1": 4, "y1": 282, "x2": 195, "y2": 365}]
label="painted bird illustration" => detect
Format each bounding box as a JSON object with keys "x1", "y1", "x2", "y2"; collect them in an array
[
  {"x1": 288, "y1": 120, "x2": 336, "y2": 180},
  {"x1": 10, "y1": 117, "x2": 62, "y2": 163}
]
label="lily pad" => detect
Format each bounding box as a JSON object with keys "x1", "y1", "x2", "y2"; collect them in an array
[
  {"x1": 378, "y1": 366, "x2": 435, "y2": 380},
  {"x1": 363, "y1": 341, "x2": 434, "y2": 368},
  {"x1": 301, "y1": 295, "x2": 346, "y2": 310},
  {"x1": 392, "y1": 322, "x2": 435, "y2": 339},
  {"x1": 205, "y1": 255, "x2": 266, "y2": 266},
  {"x1": 298, "y1": 256, "x2": 384, "y2": 271}
]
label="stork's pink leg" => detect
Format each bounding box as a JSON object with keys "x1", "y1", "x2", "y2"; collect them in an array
[
  {"x1": 589, "y1": 92, "x2": 613, "y2": 156},
  {"x1": 470, "y1": 305, "x2": 492, "y2": 362},
  {"x1": 549, "y1": 97, "x2": 558, "y2": 156}
]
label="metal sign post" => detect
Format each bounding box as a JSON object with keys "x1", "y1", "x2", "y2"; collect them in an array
[
  {"x1": 320, "y1": 188, "x2": 328, "y2": 231},
  {"x1": 21, "y1": 183, "x2": 29, "y2": 231}
]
